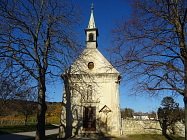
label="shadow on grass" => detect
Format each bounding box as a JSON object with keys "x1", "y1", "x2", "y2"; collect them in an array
[
  {"x1": 0, "y1": 124, "x2": 58, "y2": 135},
  {"x1": 126, "y1": 134, "x2": 184, "y2": 140},
  {"x1": 0, "y1": 133, "x2": 34, "y2": 140},
  {"x1": 164, "y1": 134, "x2": 184, "y2": 140},
  {"x1": 0, "y1": 125, "x2": 36, "y2": 135},
  {"x1": 27, "y1": 134, "x2": 185, "y2": 140},
  {"x1": 164, "y1": 134, "x2": 173, "y2": 140}
]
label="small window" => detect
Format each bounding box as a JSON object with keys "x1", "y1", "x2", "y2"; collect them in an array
[
  {"x1": 89, "y1": 33, "x2": 94, "y2": 41},
  {"x1": 87, "y1": 85, "x2": 92, "y2": 100},
  {"x1": 88, "y1": 62, "x2": 94, "y2": 69}
]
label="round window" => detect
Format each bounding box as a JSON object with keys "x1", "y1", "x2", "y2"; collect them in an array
[{"x1": 88, "y1": 62, "x2": 94, "y2": 69}]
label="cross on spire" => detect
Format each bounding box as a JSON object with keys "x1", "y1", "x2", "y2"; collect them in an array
[
  {"x1": 91, "y1": 3, "x2": 94, "y2": 10},
  {"x1": 88, "y1": 3, "x2": 96, "y2": 29}
]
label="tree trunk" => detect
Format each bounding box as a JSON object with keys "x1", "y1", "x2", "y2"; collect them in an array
[
  {"x1": 184, "y1": 96, "x2": 187, "y2": 140},
  {"x1": 24, "y1": 115, "x2": 28, "y2": 126},
  {"x1": 162, "y1": 119, "x2": 167, "y2": 135},
  {"x1": 184, "y1": 62, "x2": 187, "y2": 140},
  {"x1": 64, "y1": 75, "x2": 73, "y2": 138},
  {"x1": 35, "y1": 70, "x2": 47, "y2": 140}
]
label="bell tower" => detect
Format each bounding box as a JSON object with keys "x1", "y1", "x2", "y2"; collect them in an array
[{"x1": 85, "y1": 4, "x2": 98, "y2": 48}]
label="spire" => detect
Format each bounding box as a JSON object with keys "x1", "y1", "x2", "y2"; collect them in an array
[
  {"x1": 85, "y1": 3, "x2": 98, "y2": 48},
  {"x1": 88, "y1": 3, "x2": 96, "y2": 29}
]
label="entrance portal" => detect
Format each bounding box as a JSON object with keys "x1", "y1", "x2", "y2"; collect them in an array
[{"x1": 83, "y1": 106, "x2": 96, "y2": 131}]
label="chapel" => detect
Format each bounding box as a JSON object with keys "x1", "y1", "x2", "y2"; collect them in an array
[{"x1": 59, "y1": 5, "x2": 121, "y2": 138}]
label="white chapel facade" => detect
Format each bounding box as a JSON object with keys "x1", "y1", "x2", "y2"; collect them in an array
[{"x1": 59, "y1": 6, "x2": 121, "y2": 138}]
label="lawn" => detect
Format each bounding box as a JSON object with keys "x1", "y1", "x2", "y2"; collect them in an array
[
  {"x1": 119, "y1": 134, "x2": 185, "y2": 140},
  {"x1": 0, "y1": 125, "x2": 184, "y2": 140},
  {"x1": 0, "y1": 124, "x2": 58, "y2": 135},
  {"x1": 28, "y1": 134, "x2": 185, "y2": 140}
]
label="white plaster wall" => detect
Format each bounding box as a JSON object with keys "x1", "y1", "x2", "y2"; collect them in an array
[
  {"x1": 73, "y1": 74, "x2": 120, "y2": 136},
  {"x1": 96, "y1": 77, "x2": 121, "y2": 136}
]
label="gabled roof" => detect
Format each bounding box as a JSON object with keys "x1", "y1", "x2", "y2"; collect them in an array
[{"x1": 66, "y1": 48, "x2": 119, "y2": 75}]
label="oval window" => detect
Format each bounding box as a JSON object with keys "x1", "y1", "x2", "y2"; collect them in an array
[{"x1": 88, "y1": 62, "x2": 94, "y2": 69}]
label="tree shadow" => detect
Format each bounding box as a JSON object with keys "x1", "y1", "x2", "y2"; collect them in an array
[
  {"x1": 161, "y1": 120, "x2": 167, "y2": 136},
  {"x1": 159, "y1": 120, "x2": 175, "y2": 140},
  {"x1": 163, "y1": 134, "x2": 173, "y2": 140},
  {"x1": 58, "y1": 71, "x2": 116, "y2": 139},
  {"x1": 59, "y1": 73, "x2": 89, "y2": 138}
]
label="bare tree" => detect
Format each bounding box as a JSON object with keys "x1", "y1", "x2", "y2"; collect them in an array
[
  {"x1": 0, "y1": 73, "x2": 19, "y2": 107},
  {"x1": 0, "y1": 58, "x2": 30, "y2": 108},
  {"x1": 12, "y1": 87, "x2": 37, "y2": 126},
  {"x1": 0, "y1": 0, "x2": 81, "y2": 139},
  {"x1": 111, "y1": 0, "x2": 187, "y2": 138}
]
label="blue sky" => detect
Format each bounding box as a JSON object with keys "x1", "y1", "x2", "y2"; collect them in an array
[{"x1": 47, "y1": 0, "x2": 184, "y2": 113}]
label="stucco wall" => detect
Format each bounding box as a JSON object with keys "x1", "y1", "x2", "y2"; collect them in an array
[
  {"x1": 122, "y1": 119, "x2": 162, "y2": 135},
  {"x1": 121, "y1": 119, "x2": 184, "y2": 137},
  {"x1": 174, "y1": 121, "x2": 185, "y2": 137}
]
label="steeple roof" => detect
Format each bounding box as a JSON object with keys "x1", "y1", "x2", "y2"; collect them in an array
[
  {"x1": 63, "y1": 4, "x2": 120, "y2": 75},
  {"x1": 88, "y1": 4, "x2": 96, "y2": 29}
]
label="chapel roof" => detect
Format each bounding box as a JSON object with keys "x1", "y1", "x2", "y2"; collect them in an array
[
  {"x1": 66, "y1": 48, "x2": 119, "y2": 75},
  {"x1": 64, "y1": 4, "x2": 119, "y2": 75}
]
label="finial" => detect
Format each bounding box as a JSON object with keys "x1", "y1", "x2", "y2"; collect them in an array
[
  {"x1": 91, "y1": 3, "x2": 94, "y2": 11},
  {"x1": 88, "y1": 3, "x2": 96, "y2": 29}
]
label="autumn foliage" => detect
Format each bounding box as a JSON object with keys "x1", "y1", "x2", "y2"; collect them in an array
[{"x1": 0, "y1": 100, "x2": 61, "y2": 126}]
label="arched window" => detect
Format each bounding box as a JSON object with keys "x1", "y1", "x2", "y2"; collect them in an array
[{"x1": 89, "y1": 33, "x2": 94, "y2": 41}]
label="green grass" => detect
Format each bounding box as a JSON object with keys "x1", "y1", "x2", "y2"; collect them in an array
[
  {"x1": 0, "y1": 125, "x2": 36, "y2": 135},
  {"x1": 123, "y1": 134, "x2": 184, "y2": 140},
  {"x1": 0, "y1": 124, "x2": 58, "y2": 135},
  {"x1": 27, "y1": 134, "x2": 185, "y2": 140},
  {"x1": 0, "y1": 125, "x2": 185, "y2": 140}
]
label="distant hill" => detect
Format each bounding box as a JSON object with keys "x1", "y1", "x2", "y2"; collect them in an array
[{"x1": 0, "y1": 99, "x2": 61, "y2": 125}]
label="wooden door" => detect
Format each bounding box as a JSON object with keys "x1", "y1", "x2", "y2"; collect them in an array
[{"x1": 83, "y1": 106, "x2": 96, "y2": 131}]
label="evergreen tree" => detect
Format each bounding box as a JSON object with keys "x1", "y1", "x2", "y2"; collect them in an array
[{"x1": 158, "y1": 96, "x2": 183, "y2": 135}]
